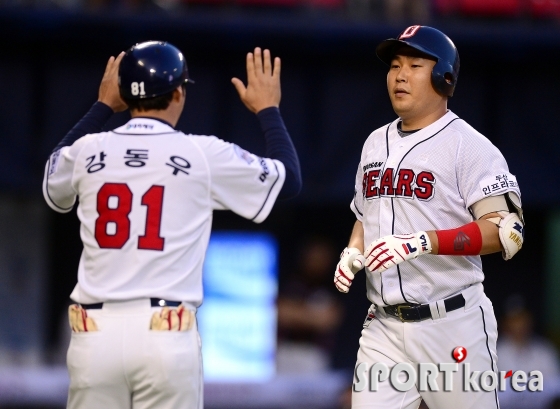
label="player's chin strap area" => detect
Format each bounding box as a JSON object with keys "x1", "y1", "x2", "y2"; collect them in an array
[{"x1": 486, "y1": 211, "x2": 524, "y2": 260}]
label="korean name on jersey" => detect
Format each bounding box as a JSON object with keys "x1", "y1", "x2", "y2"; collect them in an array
[{"x1": 43, "y1": 118, "x2": 285, "y2": 305}]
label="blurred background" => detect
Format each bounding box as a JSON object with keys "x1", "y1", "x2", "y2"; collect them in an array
[{"x1": 1, "y1": 0, "x2": 560, "y2": 408}]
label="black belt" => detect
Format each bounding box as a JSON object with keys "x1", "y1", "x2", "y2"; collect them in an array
[
  {"x1": 81, "y1": 298, "x2": 182, "y2": 310},
  {"x1": 382, "y1": 294, "x2": 465, "y2": 322}
]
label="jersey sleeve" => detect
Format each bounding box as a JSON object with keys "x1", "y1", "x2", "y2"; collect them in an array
[
  {"x1": 350, "y1": 161, "x2": 364, "y2": 221},
  {"x1": 198, "y1": 137, "x2": 286, "y2": 223},
  {"x1": 42, "y1": 146, "x2": 78, "y2": 213},
  {"x1": 456, "y1": 130, "x2": 522, "y2": 210},
  {"x1": 43, "y1": 135, "x2": 96, "y2": 213}
]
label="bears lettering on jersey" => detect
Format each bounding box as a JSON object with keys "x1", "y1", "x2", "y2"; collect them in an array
[{"x1": 362, "y1": 166, "x2": 435, "y2": 201}]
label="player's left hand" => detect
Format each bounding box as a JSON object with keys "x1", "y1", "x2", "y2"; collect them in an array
[
  {"x1": 231, "y1": 47, "x2": 281, "y2": 114},
  {"x1": 98, "y1": 51, "x2": 128, "y2": 113},
  {"x1": 365, "y1": 232, "x2": 432, "y2": 274}
]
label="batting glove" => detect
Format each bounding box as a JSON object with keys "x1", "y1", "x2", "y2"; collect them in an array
[
  {"x1": 150, "y1": 305, "x2": 195, "y2": 331},
  {"x1": 68, "y1": 304, "x2": 98, "y2": 333},
  {"x1": 334, "y1": 247, "x2": 366, "y2": 293},
  {"x1": 365, "y1": 232, "x2": 432, "y2": 274}
]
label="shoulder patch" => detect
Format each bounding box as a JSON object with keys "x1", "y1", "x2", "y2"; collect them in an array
[
  {"x1": 479, "y1": 173, "x2": 519, "y2": 197},
  {"x1": 49, "y1": 149, "x2": 62, "y2": 175},
  {"x1": 234, "y1": 145, "x2": 255, "y2": 165}
]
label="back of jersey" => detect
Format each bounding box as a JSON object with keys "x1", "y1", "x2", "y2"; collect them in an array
[{"x1": 43, "y1": 118, "x2": 285, "y2": 305}]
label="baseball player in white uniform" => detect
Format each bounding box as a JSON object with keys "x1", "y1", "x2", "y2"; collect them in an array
[
  {"x1": 334, "y1": 26, "x2": 524, "y2": 409},
  {"x1": 42, "y1": 42, "x2": 301, "y2": 409}
]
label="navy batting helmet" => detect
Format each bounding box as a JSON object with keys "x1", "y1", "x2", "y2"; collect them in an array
[
  {"x1": 119, "y1": 41, "x2": 194, "y2": 100},
  {"x1": 376, "y1": 26, "x2": 460, "y2": 97}
]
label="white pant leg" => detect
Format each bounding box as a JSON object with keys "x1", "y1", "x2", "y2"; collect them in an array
[
  {"x1": 406, "y1": 295, "x2": 500, "y2": 409},
  {"x1": 352, "y1": 308, "x2": 422, "y2": 409},
  {"x1": 67, "y1": 300, "x2": 202, "y2": 409},
  {"x1": 131, "y1": 318, "x2": 202, "y2": 409},
  {"x1": 66, "y1": 308, "x2": 130, "y2": 409}
]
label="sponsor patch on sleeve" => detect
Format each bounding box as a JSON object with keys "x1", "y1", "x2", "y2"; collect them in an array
[
  {"x1": 49, "y1": 149, "x2": 61, "y2": 175},
  {"x1": 479, "y1": 173, "x2": 519, "y2": 196},
  {"x1": 234, "y1": 145, "x2": 255, "y2": 165}
]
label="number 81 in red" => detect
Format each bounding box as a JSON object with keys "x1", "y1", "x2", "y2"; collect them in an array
[{"x1": 94, "y1": 183, "x2": 165, "y2": 251}]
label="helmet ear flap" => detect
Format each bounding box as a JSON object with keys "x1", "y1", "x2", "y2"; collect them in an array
[
  {"x1": 431, "y1": 60, "x2": 457, "y2": 97},
  {"x1": 444, "y1": 73, "x2": 454, "y2": 85}
]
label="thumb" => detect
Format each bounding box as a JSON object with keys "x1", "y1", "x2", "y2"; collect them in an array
[
  {"x1": 353, "y1": 254, "x2": 366, "y2": 270},
  {"x1": 231, "y1": 78, "x2": 246, "y2": 96}
]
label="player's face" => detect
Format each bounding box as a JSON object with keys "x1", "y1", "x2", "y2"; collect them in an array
[{"x1": 387, "y1": 48, "x2": 445, "y2": 123}]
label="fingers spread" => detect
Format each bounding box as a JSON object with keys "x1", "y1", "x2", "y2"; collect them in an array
[
  {"x1": 246, "y1": 52, "x2": 256, "y2": 82},
  {"x1": 231, "y1": 77, "x2": 246, "y2": 95},
  {"x1": 273, "y1": 57, "x2": 281, "y2": 79},
  {"x1": 254, "y1": 47, "x2": 263, "y2": 74},
  {"x1": 263, "y1": 49, "x2": 272, "y2": 75}
]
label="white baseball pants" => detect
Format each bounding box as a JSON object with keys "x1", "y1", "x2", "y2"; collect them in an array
[
  {"x1": 352, "y1": 283, "x2": 500, "y2": 409},
  {"x1": 66, "y1": 299, "x2": 202, "y2": 409}
]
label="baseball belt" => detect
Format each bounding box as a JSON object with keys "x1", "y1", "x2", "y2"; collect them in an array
[
  {"x1": 80, "y1": 298, "x2": 182, "y2": 310},
  {"x1": 382, "y1": 294, "x2": 465, "y2": 322},
  {"x1": 74, "y1": 299, "x2": 194, "y2": 332}
]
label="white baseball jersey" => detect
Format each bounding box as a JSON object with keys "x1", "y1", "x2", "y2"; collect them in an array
[
  {"x1": 351, "y1": 110, "x2": 521, "y2": 306},
  {"x1": 43, "y1": 117, "x2": 285, "y2": 305}
]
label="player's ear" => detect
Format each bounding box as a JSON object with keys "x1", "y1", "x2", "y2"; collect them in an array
[{"x1": 172, "y1": 85, "x2": 185, "y2": 103}]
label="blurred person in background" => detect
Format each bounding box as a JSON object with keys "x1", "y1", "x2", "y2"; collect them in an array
[
  {"x1": 497, "y1": 294, "x2": 560, "y2": 409},
  {"x1": 498, "y1": 294, "x2": 560, "y2": 380},
  {"x1": 276, "y1": 236, "x2": 344, "y2": 374}
]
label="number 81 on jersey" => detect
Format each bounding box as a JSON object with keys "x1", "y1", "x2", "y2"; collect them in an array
[{"x1": 95, "y1": 183, "x2": 165, "y2": 251}]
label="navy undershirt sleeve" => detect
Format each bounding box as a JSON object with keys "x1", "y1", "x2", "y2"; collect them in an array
[
  {"x1": 52, "y1": 101, "x2": 114, "y2": 153},
  {"x1": 256, "y1": 107, "x2": 302, "y2": 199}
]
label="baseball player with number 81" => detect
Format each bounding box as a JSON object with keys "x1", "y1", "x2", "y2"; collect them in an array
[
  {"x1": 335, "y1": 26, "x2": 524, "y2": 409},
  {"x1": 43, "y1": 42, "x2": 301, "y2": 409}
]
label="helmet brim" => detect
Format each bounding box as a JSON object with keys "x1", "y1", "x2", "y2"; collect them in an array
[{"x1": 376, "y1": 39, "x2": 440, "y2": 66}]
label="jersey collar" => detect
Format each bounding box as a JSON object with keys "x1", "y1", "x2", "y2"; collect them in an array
[
  {"x1": 391, "y1": 110, "x2": 458, "y2": 141},
  {"x1": 113, "y1": 117, "x2": 177, "y2": 135}
]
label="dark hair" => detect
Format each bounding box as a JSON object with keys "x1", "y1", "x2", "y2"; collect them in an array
[{"x1": 123, "y1": 90, "x2": 174, "y2": 112}]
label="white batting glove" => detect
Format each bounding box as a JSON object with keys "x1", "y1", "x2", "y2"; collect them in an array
[
  {"x1": 334, "y1": 247, "x2": 366, "y2": 293},
  {"x1": 365, "y1": 232, "x2": 432, "y2": 274}
]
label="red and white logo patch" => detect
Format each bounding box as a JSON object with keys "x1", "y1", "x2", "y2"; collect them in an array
[{"x1": 399, "y1": 25, "x2": 421, "y2": 39}]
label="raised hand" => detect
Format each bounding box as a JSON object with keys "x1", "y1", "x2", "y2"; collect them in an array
[
  {"x1": 231, "y1": 47, "x2": 281, "y2": 114},
  {"x1": 98, "y1": 51, "x2": 128, "y2": 113}
]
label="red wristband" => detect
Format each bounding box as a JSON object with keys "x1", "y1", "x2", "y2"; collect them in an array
[{"x1": 435, "y1": 222, "x2": 482, "y2": 255}]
